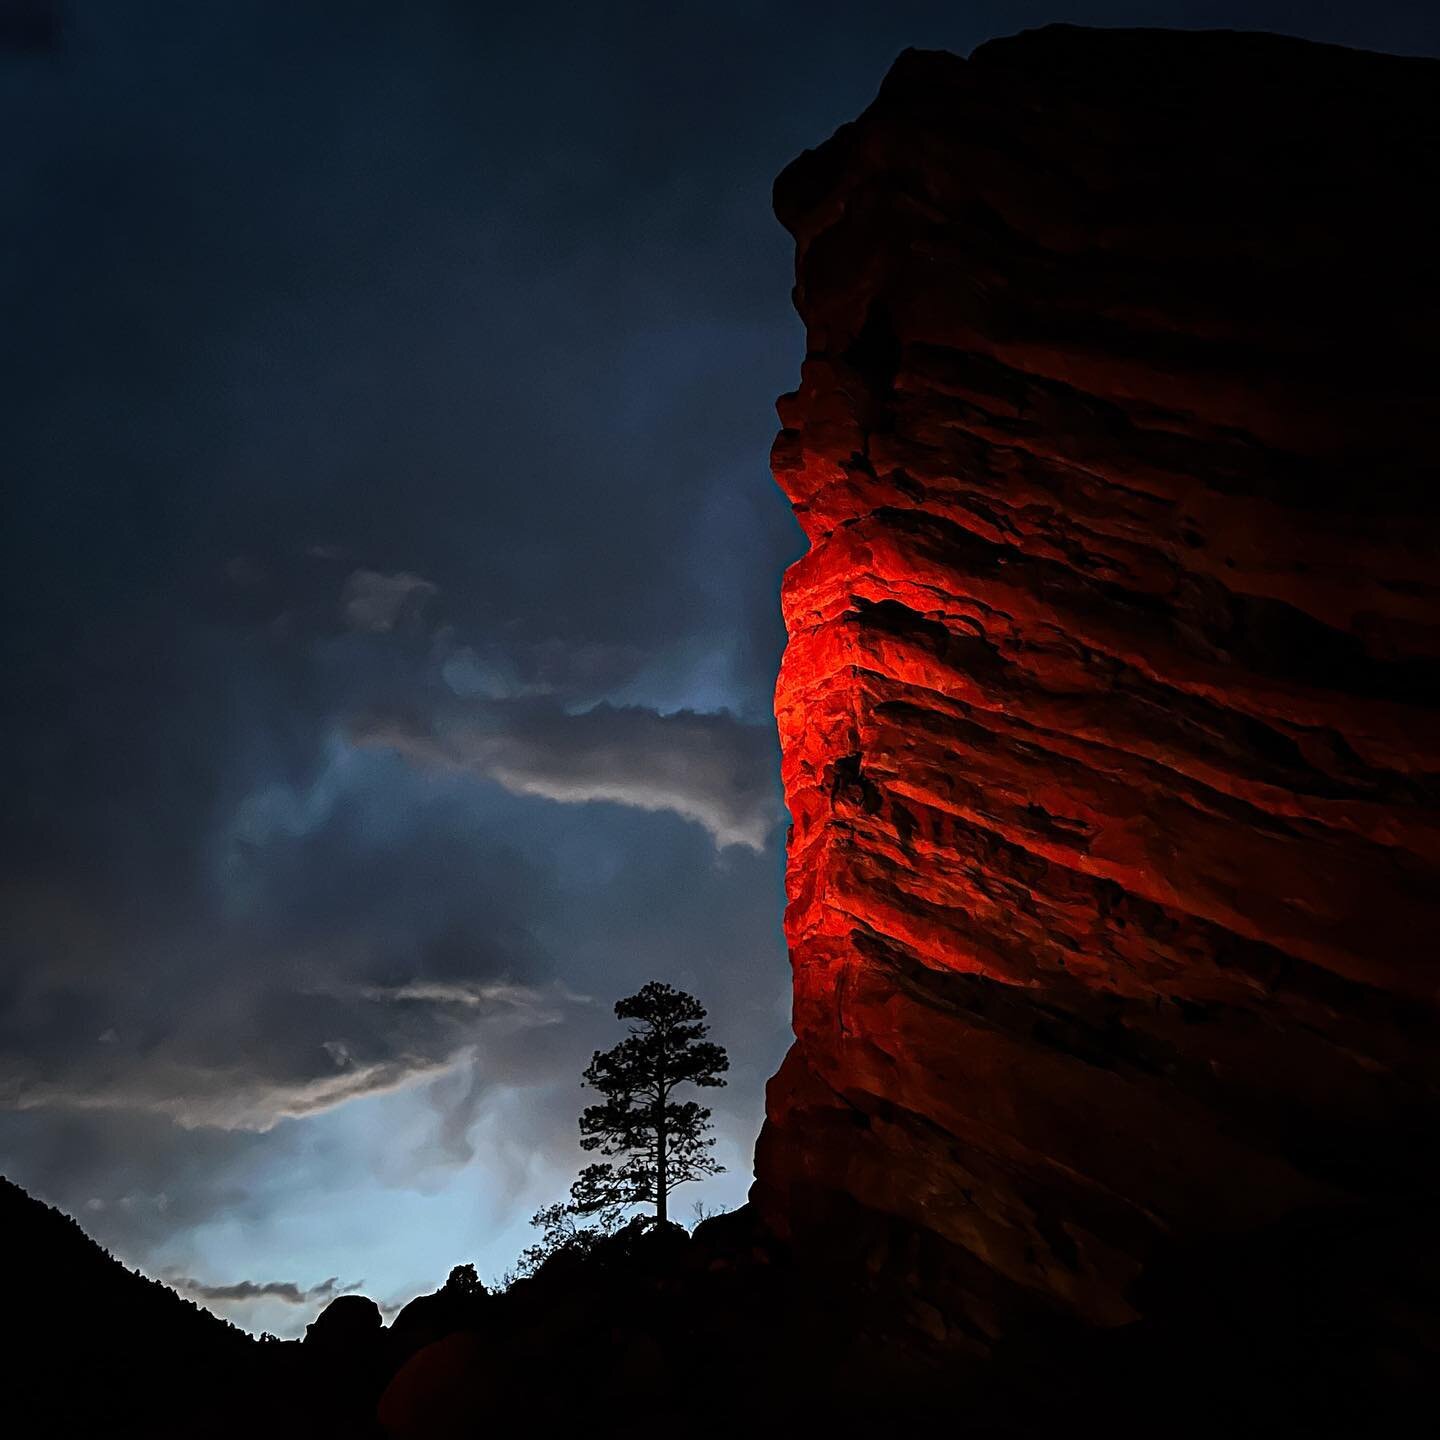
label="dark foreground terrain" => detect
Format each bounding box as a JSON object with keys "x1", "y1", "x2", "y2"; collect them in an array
[{"x1": 8, "y1": 1173, "x2": 1437, "y2": 1436}]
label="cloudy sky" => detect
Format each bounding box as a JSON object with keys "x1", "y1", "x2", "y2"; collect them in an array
[{"x1": 4, "y1": 0, "x2": 1437, "y2": 1338}]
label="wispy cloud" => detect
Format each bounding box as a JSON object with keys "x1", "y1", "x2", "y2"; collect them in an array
[
  {"x1": 0, "y1": 1053, "x2": 456, "y2": 1132},
  {"x1": 348, "y1": 978, "x2": 590, "y2": 1015},
  {"x1": 356, "y1": 701, "x2": 782, "y2": 850},
  {"x1": 0, "y1": 976, "x2": 593, "y2": 1134},
  {"x1": 341, "y1": 569, "x2": 438, "y2": 634},
  {"x1": 172, "y1": 1273, "x2": 360, "y2": 1306}
]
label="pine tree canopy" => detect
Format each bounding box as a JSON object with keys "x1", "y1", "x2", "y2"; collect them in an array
[{"x1": 573, "y1": 981, "x2": 729, "y2": 1226}]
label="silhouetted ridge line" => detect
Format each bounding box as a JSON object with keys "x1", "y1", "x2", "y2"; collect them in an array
[{"x1": 3, "y1": 1174, "x2": 257, "y2": 1435}]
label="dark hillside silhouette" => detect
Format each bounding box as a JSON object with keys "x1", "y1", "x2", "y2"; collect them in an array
[
  {"x1": 3, "y1": 1174, "x2": 256, "y2": 1433},
  {"x1": 7, "y1": 1171, "x2": 1438, "y2": 1435}
]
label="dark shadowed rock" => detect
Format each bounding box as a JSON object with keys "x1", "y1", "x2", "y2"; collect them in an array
[
  {"x1": 305, "y1": 1292, "x2": 384, "y2": 1350},
  {"x1": 377, "y1": 1332, "x2": 495, "y2": 1440},
  {"x1": 388, "y1": 1284, "x2": 491, "y2": 1364}
]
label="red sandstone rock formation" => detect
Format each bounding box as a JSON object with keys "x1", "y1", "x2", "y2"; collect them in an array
[{"x1": 754, "y1": 26, "x2": 1440, "y2": 1351}]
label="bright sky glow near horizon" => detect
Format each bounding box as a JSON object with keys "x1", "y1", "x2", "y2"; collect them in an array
[{"x1": 4, "y1": 0, "x2": 1439, "y2": 1338}]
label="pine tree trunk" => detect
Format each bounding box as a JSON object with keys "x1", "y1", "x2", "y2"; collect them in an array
[{"x1": 656, "y1": 1118, "x2": 667, "y2": 1225}]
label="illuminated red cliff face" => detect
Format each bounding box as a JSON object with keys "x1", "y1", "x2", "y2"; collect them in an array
[{"x1": 754, "y1": 28, "x2": 1440, "y2": 1346}]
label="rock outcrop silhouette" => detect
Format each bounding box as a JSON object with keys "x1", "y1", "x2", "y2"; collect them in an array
[
  {"x1": 305, "y1": 1292, "x2": 384, "y2": 1349},
  {"x1": 754, "y1": 23, "x2": 1440, "y2": 1384}
]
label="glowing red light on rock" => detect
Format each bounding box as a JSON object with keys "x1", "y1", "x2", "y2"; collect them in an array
[{"x1": 751, "y1": 33, "x2": 1440, "y2": 1339}]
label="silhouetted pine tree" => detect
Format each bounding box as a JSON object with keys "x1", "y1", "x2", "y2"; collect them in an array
[{"x1": 575, "y1": 982, "x2": 729, "y2": 1226}]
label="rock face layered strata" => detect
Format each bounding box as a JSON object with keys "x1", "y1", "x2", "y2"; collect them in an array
[{"x1": 754, "y1": 26, "x2": 1440, "y2": 1351}]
